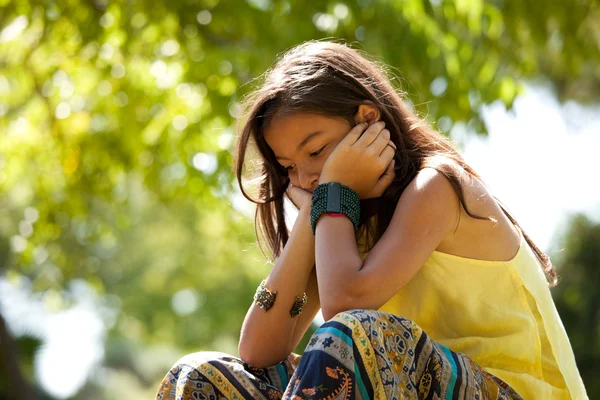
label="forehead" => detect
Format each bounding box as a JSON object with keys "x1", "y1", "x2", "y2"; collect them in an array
[{"x1": 263, "y1": 112, "x2": 346, "y2": 149}]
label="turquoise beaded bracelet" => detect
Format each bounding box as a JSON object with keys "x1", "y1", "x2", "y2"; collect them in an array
[{"x1": 310, "y1": 182, "x2": 360, "y2": 235}]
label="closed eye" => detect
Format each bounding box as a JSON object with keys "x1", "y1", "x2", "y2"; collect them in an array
[
  {"x1": 310, "y1": 146, "x2": 326, "y2": 157},
  {"x1": 283, "y1": 146, "x2": 326, "y2": 171}
]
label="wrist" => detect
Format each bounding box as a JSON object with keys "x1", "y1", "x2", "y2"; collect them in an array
[
  {"x1": 310, "y1": 182, "x2": 361, "y2": 235},
  {"x1": 318, "y1": 171, "x2": 336, "y2": 185},
  {"x1": 299, "y1": 206, "x2": 312, "y2": 218},
  {"x1": 318, "y1": 176, "x2": 334, "y2": 185},
  {"x1": 318, "y1": 176, "x2": 356, "y2": 194}
]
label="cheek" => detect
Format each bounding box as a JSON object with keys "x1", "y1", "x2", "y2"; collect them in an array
[
  {"x1": 318, "y1": 146, "x2": 336, "y2": 168},
  {"x1": 316, "y1": 157, "x2": 327, "y2": 173}
]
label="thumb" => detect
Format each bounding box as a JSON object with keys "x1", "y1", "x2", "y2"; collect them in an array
[
  {"x1": 381, "y1": 159, "x2": 396, "y2": 182},
  {"x1": 286, "y1": 185, "x2": 301, "y2": 209},
  {"x1": 373, "y1": 159, "x2": 396, "y2": 195}
]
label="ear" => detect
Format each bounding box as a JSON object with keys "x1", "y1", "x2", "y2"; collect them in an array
[{"x1": 354, "y1": 101, "x2": 381, "y2": 125}]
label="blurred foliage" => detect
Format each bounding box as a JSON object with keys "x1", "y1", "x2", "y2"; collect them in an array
[
  {"x1": 551, "y1": 214, "x2": 600, "y2": 398},
  {"x1": 0, "y1": 0, "x2": 598, "y2": 398}
]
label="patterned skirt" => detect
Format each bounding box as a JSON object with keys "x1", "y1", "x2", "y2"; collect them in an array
[{"x1": 155, "y1": 309, "x2": 524, "y2": 399}]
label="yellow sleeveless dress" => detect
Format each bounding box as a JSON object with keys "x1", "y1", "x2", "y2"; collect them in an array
[{"x1": 358, "y1": 227, "x2": 588, "y2": 399}]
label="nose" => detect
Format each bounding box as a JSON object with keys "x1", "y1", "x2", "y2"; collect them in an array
[{"x1": 297, "y1": 169, "x2": 319, "y2": 193}]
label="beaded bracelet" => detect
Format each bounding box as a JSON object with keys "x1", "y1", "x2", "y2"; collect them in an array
[
  {"x1": 253, "y1": 280, "x2": 277, "y2": 311},
  {"x1": 290, "y1": 293, "x2": 308, "y2": 318},
  {"x1": 310, "y1": 182, "x2": 361, "y2": 235},
  {"x1": 253, "y1": 280, "x2": 308, "y2": 317}
]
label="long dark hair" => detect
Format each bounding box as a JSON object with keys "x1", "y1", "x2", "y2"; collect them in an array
[{"x1": 233, "y1": 39, "x2": 558, "y2": 287}]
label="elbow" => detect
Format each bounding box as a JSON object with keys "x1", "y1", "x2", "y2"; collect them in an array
[
  {"x1": 320, "y1": 275, "x2": 366, "y2": 322},
  {"x1": 238, "y1": 348, "x2": 266, "y2": 369},
  {"x1": 321, "y1": 307, "x2": 343, "y2": 322},
  {"x1": 238, "y1": 348, "x2": 272, "y2": 370},
  {"x1": 238, "y1": 340, "x2": 289, "y2": 370},
  {"x1": 320, "y1": 291, "x2": 356, "y2": 322}
]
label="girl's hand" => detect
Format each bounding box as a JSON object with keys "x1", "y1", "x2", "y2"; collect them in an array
[
  {"x1": 319, "y1": 121, "x2": 397, "y2": 199},
  {"x1": 285, "y1": 184, "x2": 313, "y2": 211}
]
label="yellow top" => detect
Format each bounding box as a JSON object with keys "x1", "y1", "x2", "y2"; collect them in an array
[{"x1": 358, "y1": 228, "x2": 588, "y2": 399}]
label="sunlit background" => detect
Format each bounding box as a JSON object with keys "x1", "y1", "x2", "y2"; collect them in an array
[{"x1": 1, "y1": 1, "x2": 599, "y2": 399}]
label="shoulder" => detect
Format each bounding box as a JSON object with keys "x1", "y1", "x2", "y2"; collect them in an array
[
  {"x1": 353, "y1": 164, "x2": 463, "y2": 302},
  {"x1": 395, "y1": 166, "x2": 461, "y2": 235},
  {"x1": 406, "y1": 167, "x2": 456, "y2": 198}
]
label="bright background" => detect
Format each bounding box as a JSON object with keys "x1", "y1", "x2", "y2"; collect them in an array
[{"x1": 1, "y1": 1, "x2": 599, "y2": 398}]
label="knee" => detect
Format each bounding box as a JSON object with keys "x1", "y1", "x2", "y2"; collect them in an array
[
  {"x1": 324, "y1": 308, "x2": 413, "y2": 327},
  {"x1": 318, "y1": 309, "x2": 422, "y2": 346},
  {"x1": 174, "y1": 350, "x2": 233, "y2": 368},
  {"x1": 323, "y1": 308, "x2": 372, "y2": 323},
  {"x1": 156, "y1": 351, "x2": 236, "y2": 395},
  {"x1": 316, "y1": 309, "x2": 380, "y2": 337},
  {"x1": 164, "y1": 351, "x2": 236, "y2": 382}
]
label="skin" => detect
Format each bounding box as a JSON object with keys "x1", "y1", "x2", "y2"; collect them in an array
[
  {"x1": 264, "y1": 112, "x2": 350, "y2": 194},
  {"x1": 263, "y1": 104, "x2": 522, "y2": 321},
  {"x1": 264, "y1": 104, "x2": 396, "y2": 208}
]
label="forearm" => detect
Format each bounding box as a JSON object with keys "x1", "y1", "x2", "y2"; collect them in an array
[
  {"x1": 288, "y1": 264, "x2": 321, "y2": 352},
  {"x1": 314, "y1": 214, "x2": 363, "y2": 321},
  {"x1": 238, "y1": 207, "x2": 315, "y2": 368}
]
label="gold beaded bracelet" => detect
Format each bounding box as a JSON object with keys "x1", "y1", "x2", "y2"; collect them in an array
[
  {"x1": 253, "y1": 280, "x2": 277, "y2": 311},
  {"x1": 290, "y1": 293, "x2": 308, "y2": 318},
  {"x1": 253, "y1": 279, "x2": 308, "y2": 318}
]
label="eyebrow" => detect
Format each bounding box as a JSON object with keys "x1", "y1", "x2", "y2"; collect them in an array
[{"x1": 275, "y1": 130, "x2": 323, "y2": 161}]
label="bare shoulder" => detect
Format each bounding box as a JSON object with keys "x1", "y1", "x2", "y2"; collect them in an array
[
  {"x1": 406, "y1": 156, "x2": 469, "y2": 201},
  {"x1": 427, "y1": 160, "x2": 523, "y2": 262},
  {"x1": 411, "y1": 166, "x2": 455, "y2": 192},
  {"x1": 353, "y1": 163, "x2": 463, "y2": 304},
  {"x1": 396, "y1": 165, "x2": 461, "y2": 240}
]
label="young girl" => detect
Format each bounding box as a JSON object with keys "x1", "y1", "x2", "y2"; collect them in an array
[{"x1": 155, "y1": 40, "x2": 587, "y2": 399}]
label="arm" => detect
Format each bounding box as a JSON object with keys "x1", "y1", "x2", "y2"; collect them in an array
[
  {"x1": 288, "y1": 265, "x2": 321, "y2": 352},
  {"x1": 238, "y1": 207, "x2": 317, "y2": 369},
  {"x1": 315, "y1": 168, "x2": 460, "y2": 321}
]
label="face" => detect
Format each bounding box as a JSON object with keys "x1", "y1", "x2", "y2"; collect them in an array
[{"x1": 263, "y1": 113, "x2": 352, "y2": 193}]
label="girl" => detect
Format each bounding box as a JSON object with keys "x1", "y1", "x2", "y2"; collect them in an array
[{"x1": 155, "y1": 40, "x2": 587, "y2": 399}]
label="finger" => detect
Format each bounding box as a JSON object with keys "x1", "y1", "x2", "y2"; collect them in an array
[
  {"x1": 354, "y1": 121, "x2": 386, "y2": 148},
  {"x1": 369, "y1": 128, "x2": 391, "y2": 155},
  {"x1": 285, "y1": 187, "x2": 296, "y2": 202},
  {"x1": 287, "y1": 185, "x2": 301, "y2": 198},
  {"x1": 370, "y1": 159, "x2": 395, "y2": 198},
  {"x1": 385, "y1": 158, "x2": 396, "y2": 175},
  {"x1": 379, "y1": 139, "x2": 396, "y2": 157},
  {"x1": 288, "y1": 185, "x2": 311, "y2": 199},
  {"x1": 379, "y1": 144, "x2": 396, "y2": 165},
  {"x1": 343, "y1": 122, "x2": 370, "y2": 145},
  {"x1": 382, "y1": 159, "x2": 396, "y2": 184},
  {"x1": 286, "y1": 185, "x2": 300, "y2": 198}
]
